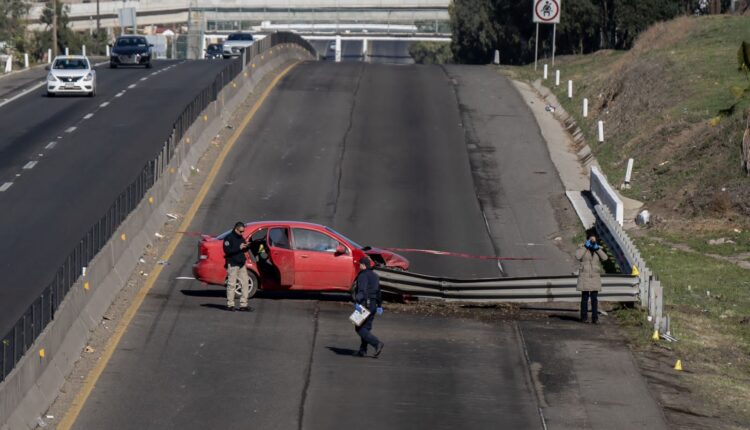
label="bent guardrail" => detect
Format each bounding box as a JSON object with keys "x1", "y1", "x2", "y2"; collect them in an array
[
  {"x1": 0, "y1": 33, "x2": 315, "y2": 385},
  {"x1": 375, "y1": 269, "x2": 639, "y2": 302}
]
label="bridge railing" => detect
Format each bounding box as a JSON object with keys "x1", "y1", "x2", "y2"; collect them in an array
[{"x1": 0, "y1": 32, "x2": 315, "y2": 384}]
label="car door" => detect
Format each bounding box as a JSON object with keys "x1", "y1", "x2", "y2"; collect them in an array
[
  {"x1": 267, "y1": 226, "x2": 294, "y2": 286},
  {"x1": 292, "y1": 228, "x2": 354, "y2": 290}
]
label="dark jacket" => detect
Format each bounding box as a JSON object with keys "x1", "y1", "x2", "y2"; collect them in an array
[
  {"x1": 354, "y1": 268, "x2": 381, "y2": 309},
  {"x1": 223, "y1": 231, "x2": 247, "y2": 267}
]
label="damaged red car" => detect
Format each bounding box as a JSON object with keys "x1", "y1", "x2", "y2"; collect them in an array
[{"x1": 192, "y1": 221, "x2": 409, "y2": 297}]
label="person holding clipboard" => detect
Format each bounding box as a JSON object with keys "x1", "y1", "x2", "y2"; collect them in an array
[{"x1": 352, "y1": 257, "x2": 384, "y2": 358}]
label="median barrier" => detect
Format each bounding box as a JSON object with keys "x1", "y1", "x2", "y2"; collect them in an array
[{"x1": 0, "y1": 33, "x2": 315, "y2": 430}]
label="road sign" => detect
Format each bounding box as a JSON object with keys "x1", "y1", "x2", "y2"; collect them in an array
[{"x1": 533, "y1": 0, "x2": 561, "y2": 24}]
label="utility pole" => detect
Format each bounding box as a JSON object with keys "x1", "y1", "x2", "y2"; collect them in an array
[{"x1": 52, "y1": 0, "x2": 58, "y2": 57}]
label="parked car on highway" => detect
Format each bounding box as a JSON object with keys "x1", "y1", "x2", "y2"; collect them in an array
[
  {"x1": 46, "y1": 55, "x2": 96, "y2": 97},
  {"x1": 193, "y1": 221, "x2": 409, "y2": 297},
  {"x1": 110, "y1": 35, "x2": 153, "y2": 68},
  {"x1": 205, "y1": 43, "x2": 223, "y2": 59},
  {"x1": 222, "y1": 32, "x2": 254, "y2": 58}
]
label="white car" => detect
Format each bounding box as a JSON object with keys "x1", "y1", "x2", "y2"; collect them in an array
[
  {"x1": 46, "y1": 55, "x2": 96, "y2": 97},
  {"x1": 222, "y1": 33, "x2": 254, "y2": 58}
]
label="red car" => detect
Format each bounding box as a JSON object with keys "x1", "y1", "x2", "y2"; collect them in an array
[{"x1": 192, "y1": 221, "x2": 409, "y2": 297}]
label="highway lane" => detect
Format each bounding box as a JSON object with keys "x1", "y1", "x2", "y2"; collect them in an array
[
  {"x1": 310, "y1": 40, "x2": 414, "y2": 64},
  {"x1": 64, "y1": 62, "x2": 667, "y2": 430},
  {"x1": 0, "y1": 59, "x2": 238, "y2": 335},
  {"x1": 68, "y1": 61, "x2": 540, "y2": 429}
]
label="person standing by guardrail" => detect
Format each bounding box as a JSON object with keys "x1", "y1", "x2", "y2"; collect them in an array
[
  {"x1": 353, "y1": 257, "x2": 385, "y2": 357},
  {"x1": 576, "y1": 235, "x2": 608, "y2": 323},
  {"x1": 223, "y1": 222, "x2": 253, "y2": 312}
]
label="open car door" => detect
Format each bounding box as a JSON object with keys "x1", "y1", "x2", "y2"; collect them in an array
[{"x1": 267, "y1": 227, "x2": 295, "y2": 286}]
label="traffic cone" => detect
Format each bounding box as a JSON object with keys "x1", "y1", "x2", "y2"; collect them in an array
[
  {"x1": 674, "y1": 360, "x2": 683, "y2": 371},
  {"x1": 652, "y1": 330, "x2": 660, "y2": 341}
]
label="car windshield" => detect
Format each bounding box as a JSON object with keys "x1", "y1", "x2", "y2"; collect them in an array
[
  {"x1": 325, "y1": 227, "x2": 362, "y2": 249},
  {"x1": 53, "y1": 59, "x2": 88, "y2": 70},
  {"x1": 116, "y1": 37, "x2": 147, "y2": 47},
  {"x1": 227, "y1": 33, "x2": 253, "y2": 41},
  {"x1": 207, "y1": 44, "x2": 222, "y2": 52}
]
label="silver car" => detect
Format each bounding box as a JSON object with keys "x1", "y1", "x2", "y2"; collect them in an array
[{"x1": 46, "y1": 56, "x2": 96, "y2": 97}]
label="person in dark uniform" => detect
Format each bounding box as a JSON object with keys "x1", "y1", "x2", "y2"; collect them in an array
[
  {"x1": 353, "y1": 257, "x2": 384, "y2": 358},
  {"x1": 223, "y1": 221, "x2": 252, "y2": 312}
]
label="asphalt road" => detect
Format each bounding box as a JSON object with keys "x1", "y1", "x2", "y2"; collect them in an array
[
  {"x1": 66, "y1": 62, "x2": 667, "y2": 429},
  {"x1": 0, "y1": 59, "x2": 237, "y2": 335}
]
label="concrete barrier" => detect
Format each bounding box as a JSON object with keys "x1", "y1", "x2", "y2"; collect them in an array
[{"x1": 0, "y1": 43, "x2": 313, "y2": 430}]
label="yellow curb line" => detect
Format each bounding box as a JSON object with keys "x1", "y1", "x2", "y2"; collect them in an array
[{"x1": 58, "y1": 61, "x2": 299, "y2": 430}]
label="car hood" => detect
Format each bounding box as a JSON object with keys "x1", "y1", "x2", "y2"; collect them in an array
[
  {"x1": 49, "y1": 69, "x2": 91, "y2": 77},
  {"x1": 364, "y1": 247, "x2": 410, "y2": 269},
  {"x1": 224, "y1": 40, "x2": 254, "y2": 47},
  {"x1": 112, "y1": 46, "x2": 150, "y2": 55}
]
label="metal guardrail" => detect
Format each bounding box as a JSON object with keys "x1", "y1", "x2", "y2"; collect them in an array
[
  {"x1": 375, "y1": 269, "x2": 640, "y2": 302},
  {"x1": 0, "y1": 33, "x2": 315, "y2": 383}
]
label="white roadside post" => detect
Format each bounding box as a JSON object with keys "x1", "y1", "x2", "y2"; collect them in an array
[
  {"x1": 598, "y1": 121, "x2": 605, "y2": 143},
  {"x1": 555, "y1": 69, "x2": 560, "y2": 86},
  {"x1": 65, "y1": 47, "x2": 69, "y2": 56},
  {"x1": 4, "y1": 56, "x2": 12, "y2": 73},
  {"x1": 24, "y1": 53, "x2": 29, "y2": 69},
  {"x1": 335, "y1": 35, "x2": 341, "y2": 63},
  {"x1": 493, "y1": 49, "x2": 500, "y2": 65},
  {"x1": 543, "y1": 64, "x2": 548, "y2": 80},
  {"x1": 47, "y1": 48, "x2": 52, "y2": 63},
  {"x1": 106, "y1": 44, "x2": 110, "y2": 57},
  {"x1": 362, "y1": 38, "x2": 368, "y2": 62},
  {"x1": 82, "y1": 45, "x2": 86, "y2": 57},
  {"x1": 622, "y1": 158, "x2": 634, "y2": 189},
  {"x1": 567, "y1": 80, "x2": 573, "y2": 98},
  {"x1": 583, "y1": 98, "x2": 588, "y2": 117}
]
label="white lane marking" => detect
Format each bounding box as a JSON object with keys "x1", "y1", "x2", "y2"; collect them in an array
[
  {"x1": 0, "y1": 182, "x2": 13, "y2": 192},
  {"x1": 93, "y1": 61, "x2": 109, "y2": 67},
  {"x1": 128, "y1": 84, "x2": 136, "y2": 89},
  {"x1": 100, "y1": 102, "x2": 109, "y2": 107},
  {"x1": 83, "y1": 113, "x2": 94, "y2": 119},
  {"x1": 140, "y1": 77, "x2": 148, "y2": 81},
  {"x1": 175, "y1": 276, "x2": 196, "y2": 280},
  {"x1": 0, "y1": 81, "x2": 46, "y2": 109},
  {"x1": 45, "y1": 141, "x2": 57, "y2": 149},
  {"x1": 65, "y1": 126, "x2": 77, "y2": 133},
  {"x1": 115, "y1": 91, "x2": 124, "y2": 97},
  {"x1": 23, "y1": 161, "x2": 38, "y2": 170}
]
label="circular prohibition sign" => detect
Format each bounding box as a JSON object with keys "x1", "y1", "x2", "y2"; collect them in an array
[{"x1": 535, "y1": 0, "x2": 560, "y2": 23}]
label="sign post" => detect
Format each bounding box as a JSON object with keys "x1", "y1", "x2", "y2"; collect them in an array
[{"x1": 533, "y1": 0, "x2": 561, "y2": 69}]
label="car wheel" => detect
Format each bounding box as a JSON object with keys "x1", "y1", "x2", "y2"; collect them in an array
[
  {"x1": 233, "y1": 270, "x2": 259, "y2": 299},
  {"x1": 47, "y1": 91, "x2": 54, "y2": 97},
  {"x1": 110, "y1": 63, "x2": 117, "y2": 69},
  {"x1": 349, "y1": 280, "x2": 357, "y2": 302},
  {"x1": 146, "y1": 62, "x2": 152, "y2": 69}
]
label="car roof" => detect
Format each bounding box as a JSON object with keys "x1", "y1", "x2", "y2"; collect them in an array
[
  {"x1": 53, "y1": 55, "x2": 87, "y2": 60},
  {"x1": 245, "y1": 221, "x2": 326, "y2": 230}
]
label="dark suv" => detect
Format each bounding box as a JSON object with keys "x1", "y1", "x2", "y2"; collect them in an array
[{"x1": 110, "y1": 35, "x2": 153, "y2": 68}]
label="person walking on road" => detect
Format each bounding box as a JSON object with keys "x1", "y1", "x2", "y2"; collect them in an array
[
  {"x1": 353, "y1": 257, "x2": 384, "y2": 358},
  {"x1": 223, "y1": 221, "x2": 253, "y2": 312},
  {"x1": 576, "y1": 235, "x2": 608, "y2": 323}
]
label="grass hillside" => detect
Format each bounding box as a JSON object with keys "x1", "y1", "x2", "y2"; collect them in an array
[{"x1": 509, "y1": 15, "x2": 750, "y2": 427}]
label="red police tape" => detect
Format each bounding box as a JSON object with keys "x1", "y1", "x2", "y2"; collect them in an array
[
  {"x1": 383, "y1": 248, "x2": 541, "y2": 261},
  {"x1": 177, "y1": 231, "x2": 540, "y2": 261}
]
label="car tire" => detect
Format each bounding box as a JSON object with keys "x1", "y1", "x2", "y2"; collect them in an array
[
  {"x1": 145, "y1": 62, "x2": 152, "y2": 69},
  {"x1": 47, "y1": 91, "x2": 54, "y2": 97},
  {"x1": 110, "y1": 63, "x2": 117, "y2": 69},
  {"x1": 350, "y1": 280, "x2": 357, "y2": 302},
  {"x1": 233, "y1": 270, "x2": 259, "y2": 299}
]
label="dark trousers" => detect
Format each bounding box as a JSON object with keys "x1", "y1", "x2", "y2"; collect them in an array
[
  {"x1": 356, "y1": 306, "x2": 380, "y2": 353},
  {"x1": 581, "y1": 291, "x2": 599, "y2": 322}
]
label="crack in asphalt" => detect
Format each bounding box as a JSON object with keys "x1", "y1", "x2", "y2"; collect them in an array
[
  {"x1": 298, "y1": 302, "x2": 320, "y2": 430},
  {"x1": 329, "y1": 63, "x2": 365, "y2": 220}
]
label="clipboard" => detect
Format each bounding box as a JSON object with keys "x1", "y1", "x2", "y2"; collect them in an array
[{"x1": 349, "y1": 306, "x2": 371, "y2": 326}]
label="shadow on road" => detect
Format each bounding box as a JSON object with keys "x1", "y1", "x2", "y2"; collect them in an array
[
  {"x1": 180, "y1": 289, "x2": 351, "y2": 302},
  {"x1": 326, "y1": 346, "x2": 359, "y2": 356}
]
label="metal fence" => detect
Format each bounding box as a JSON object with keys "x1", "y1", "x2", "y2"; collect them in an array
[
  {"x1": 376, "y1": 269, "x2": 640, "y2": 302},
  {"x1": 0, "y1": 33, "x2": 315, "y2": 383}
]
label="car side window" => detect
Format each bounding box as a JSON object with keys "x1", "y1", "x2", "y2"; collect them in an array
[
  {"x1": 268, "y1": 227, "x2": 291, "y2": 249},
  {"x1": 292, "y1": 228, "x2": 340, "y2": 253}
]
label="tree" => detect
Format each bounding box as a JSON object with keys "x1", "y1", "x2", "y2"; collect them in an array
[
  {"x1": 450, "y1": 0, "x2": 498, "y2": 64},
  {"x1": 0, "y1": 0, "x2": 30, "y2": 53}
]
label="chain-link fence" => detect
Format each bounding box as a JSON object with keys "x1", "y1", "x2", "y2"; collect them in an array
[{"x1": 1, "y1": 32, "x2": 315, "y2": 383}]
